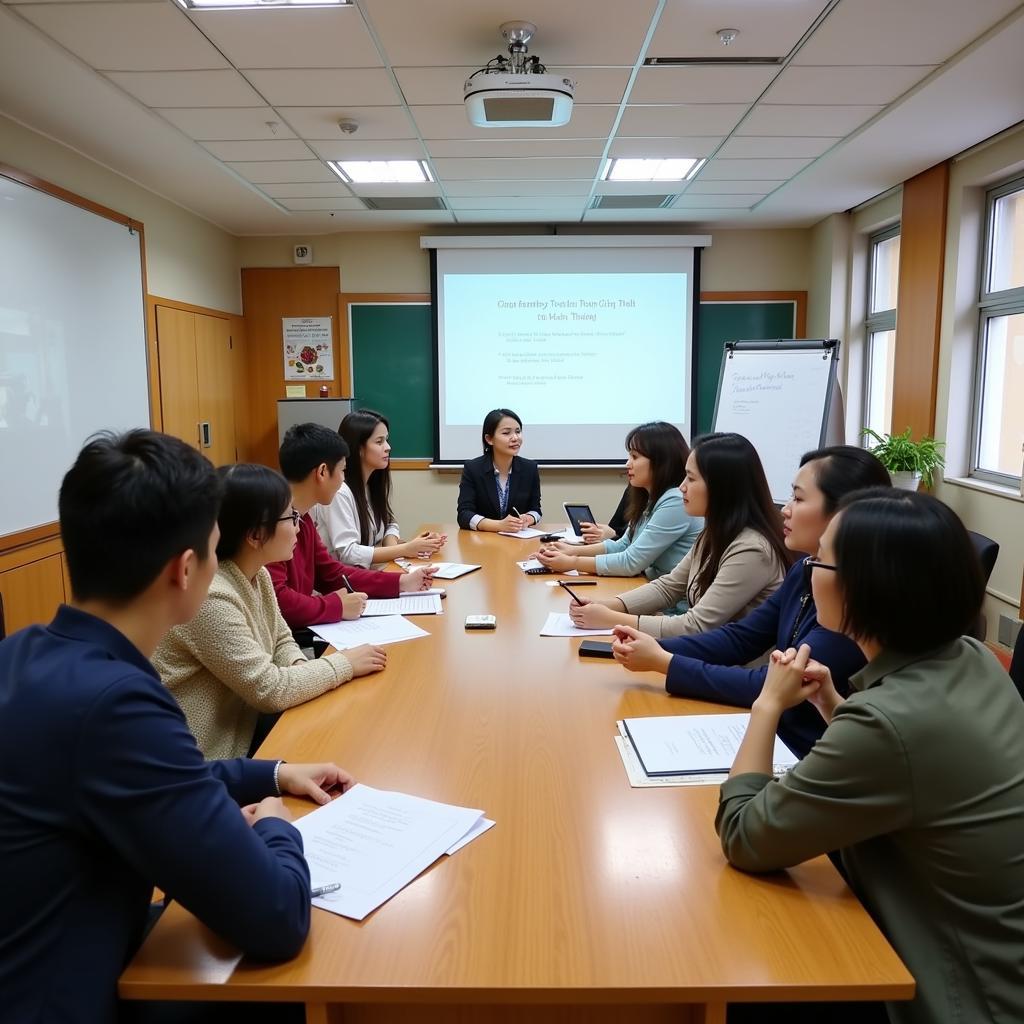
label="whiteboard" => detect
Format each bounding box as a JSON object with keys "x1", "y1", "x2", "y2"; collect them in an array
[
  {"x1": 712, "y1": 341, "x2": 839, "y2": 504},
  {"x1": 0, "y1": 172, "x2": 150, "y2": 538}
]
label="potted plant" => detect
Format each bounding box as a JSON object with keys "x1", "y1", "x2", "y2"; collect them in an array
[{"x1": 861, "y1": 427, "x2": 946, "y2": 490}]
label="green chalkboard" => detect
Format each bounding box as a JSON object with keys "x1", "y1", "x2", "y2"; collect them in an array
[
  {"x1": 348, "y1": 297, "x2": 799, "y2": 457},
  {"x1": 695, "y1": 301, "x2": 798, "y2": 435},
  {"x1": 349, "y1": 303, "x2": 434, "y2": 458}
]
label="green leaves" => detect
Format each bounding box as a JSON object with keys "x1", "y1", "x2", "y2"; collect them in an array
[{"x1": 861, "y1": 427, "x2": 946, "y2": 488}]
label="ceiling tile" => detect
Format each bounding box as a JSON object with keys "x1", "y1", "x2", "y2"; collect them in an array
[
  {"x1": 278, "y1": 197, "x2": 368, "y2": 211},
  {"x1": 190, "y1": 8, "x2": 383, "y2": 69},
  {"x1": 409, "y1": 103, "x2": 619, "y2": 140},
  {"x1": 648, "y1": 0, "x2": 827, "y2": 59},
  {"x1": 307, "y1": 139, "x2": 428, "y2": 160},
  {"x1": 673, "y1": 193, "x2": 763, "y2": 208},
  {"x1": 448, "y1": 196, "x2": 587, "y2": 211},
  {"x1": 617, "y1": 104, "x2": 748, "y2": 137},
  {"x1": 425, "y1": 138, "x2": 605, "y2": 158},
  {"x1": 260, "y1": 182, "x2": 355, "y2": 199},
  {"x1": 105, "y1": 70, "x2": 262, "y2": 107},
  {"x1": 394, "y1": 66, "x2": 630, "y2": 106},
  {"x1": 594, "y1": 180, "x2": 688, "y2": 196},
  {"x1": 363, "y1": 0, "x2": 661, "y2": 66},
  {"x1": 716, "y1": 136, "x2": 839, "y2": 159},
  {"x1": 454, "y1": 209, "x2": 584, "y2": 223},
  {"x1": 242, "y1": 68, "x2": 398, "y2": 108},
  {"x1": 698, "y1": 157, "x2": 812, "y2": 180},
  {"x1": 629, "y1": 66, "x2": 778, "y2": 105},
  {"x1": 764, "y1": 65, "x2": 937, "y2": 106},
  {"x1": 276, "y1": 105, "x2": 415, "y2": 139},
  {"x1": 10, "y1": 0, "x2": 164, "y2": 4},
  {"x1": 228, "y1": 160, "x2": 336, "y2": 183},
  {"x1": 738, "y1": 104, "x2": 883, "y2": 136},
  {"x1": 15, "y1": 2, "x2": 228, "y2": 71},
  {"x1": 687, "y1": 179, "x2": 785, "y2": 195},
  {"x1": 346, "y1": 182, "x2": 441, "y2": 197},
  {"x1": 607, "y1": 136, "x2": 722, "y2": 158},
  {"x1": 159, "y1": 106, "x2": 297, "y2": 140},
  {"x1": 202, "y1": 139, "x2": 315, "y2": 161},
  {"x1": 582, "y1": 207, "x2": 702, "y2": 222},
  {"x1": 431, "y1": 156, "x2": 600, "y2": 180},
  {"x1": 793, "y1": 0, "x2": 1021, "y2": 66},
  {"x1": 443, "y1": 180, "x2": 593, "y2": 197}
]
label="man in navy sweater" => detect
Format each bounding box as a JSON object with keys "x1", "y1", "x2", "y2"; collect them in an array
[{"x1": 0, "y1": 430, "x2": 352, "y2": 1023}]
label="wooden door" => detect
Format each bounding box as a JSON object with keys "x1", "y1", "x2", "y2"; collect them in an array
[
  {"x1": 156, "y1": 306, "x2": 199, "y2": 449},
  {"x1": 195, "y1": 313, "x2": 237, "y2": 467}
]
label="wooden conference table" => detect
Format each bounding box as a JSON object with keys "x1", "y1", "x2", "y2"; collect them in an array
[{"x1": 121, "y1": 527, "x2": 913, "y2": 1024}]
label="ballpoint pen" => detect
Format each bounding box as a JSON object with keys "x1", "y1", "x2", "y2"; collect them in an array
[
  {"x1": 340, "y1": 574, "x2": 355, "y2": 594},
  {"x1": 311, "y1": 882, "x2": 341, "y2": 898},
  {"x1": 559, "y1": 581, "x2": 585, "y2": 605}
]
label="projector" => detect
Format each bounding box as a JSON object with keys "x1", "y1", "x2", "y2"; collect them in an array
[
  {"x1": 464, "y1": 21, "x2": 575, "y2": 128},
  {"x1": 464, "y1": 73, "x2": 575, "y2": 128}
]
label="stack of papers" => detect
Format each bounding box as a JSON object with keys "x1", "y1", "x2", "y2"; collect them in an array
[
  {"x1": 295, "y1": 784, "x2": 495, "y2": 920},
  {"x1": 516, "y1": 559, "x2": 579, "y2": 576},
  {"x1": 616, "y1": 714, "x2": 798, "y2": 787},
  {"x1": 312, "y1": 615, "x2": 429, "y2": 650},
  {"x1": 427, "y1": 562, "x2": 481, "y2": 579},
  {"x1": 362, "y1": 594, "x2": 442, "y2": 616},
  {"x1": 539, "y1": 612, "x2": 613, "y2": 637}
]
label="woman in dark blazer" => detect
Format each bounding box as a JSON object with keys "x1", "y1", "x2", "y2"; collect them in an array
[{"x1": 456, "y1": 408, "x2": 541, "y2": 531}]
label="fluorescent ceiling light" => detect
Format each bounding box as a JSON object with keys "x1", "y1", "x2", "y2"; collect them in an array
[
  {"x1": 601, "y1": 158, "x2": 705, "y2": 182},
  {"x1": 327, "y1": 160, "x2": 434, "y2": 184},
  {"x1": 174, "y1": 0, "x2": 349, "y2": 9}
]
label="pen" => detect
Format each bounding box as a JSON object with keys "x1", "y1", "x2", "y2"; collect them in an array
[
  {"x1": 556, "y1": 580, "x2": 596, "y2": 586},
  {"x1": 311, "y1": 882, "x2": 341, "y2": 898},
  {"x1": 341, "y1": 574, "x2": 355, "y2": 594},
  {"x1": 559, "y1": 582, "x2": 585, "y2": 605},
  {"x1": 511, "y1": 506, "x2": 522, "y2": 522}
]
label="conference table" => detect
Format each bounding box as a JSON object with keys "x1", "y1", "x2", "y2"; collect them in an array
[{"x1": 120, "y1": 527, "x2": 913, "y2": 1024}]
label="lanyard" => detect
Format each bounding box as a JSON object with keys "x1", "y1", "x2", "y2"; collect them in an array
[
  {"x1": 789, "y1": 590, "x2": 812, "y2": 648},
  {"x1": 496, "y1": 472, "x2": 511, "y2": 517}
]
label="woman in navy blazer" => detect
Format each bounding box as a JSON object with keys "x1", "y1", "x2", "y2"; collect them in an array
[{"x1": 457, "y1": 408, "x2": 542, "y2": 531}]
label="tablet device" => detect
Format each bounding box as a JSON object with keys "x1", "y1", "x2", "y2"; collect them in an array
[{"x1": 563, "y1": 503, "x2": 595, "y2": 538}]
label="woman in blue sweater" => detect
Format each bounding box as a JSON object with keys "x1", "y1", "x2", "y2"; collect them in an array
[
  {"x1": 536, "y1": 421, "x2": 701, "y2": 582},
  {"x1": 611, "y1": 445, "x2": 891, "y2": 758}
]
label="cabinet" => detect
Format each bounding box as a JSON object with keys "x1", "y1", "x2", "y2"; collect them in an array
[
  {"x1": 156, "y1": 305, "x2": 238, "y2": 466},
  {"x1": 0, "y1": 539, "x2": 67, "y2": 636}
]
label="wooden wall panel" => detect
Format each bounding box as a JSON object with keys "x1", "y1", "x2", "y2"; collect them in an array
[
  {"x1": 241, "y1": 267, "x2": 341, "y2": 468},
  {"x1": 229, "y1": 314, "x2": 251, "y2": 462},
  {"x1": 0, "y1": 550, "x2": 66, "y2": 633},
  {"x1": 155, "y1": 305, "x2": 199, "y2": 449},
  {"x1": 195, "y1": 314, "x2": 237, "y2": 466},
  {"x1": 891, "y1": 162, "x2": 949, "y2": 437}
]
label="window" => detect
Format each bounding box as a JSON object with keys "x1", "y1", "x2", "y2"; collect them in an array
[
  {"x1": 974, "y1": 175, "x2": 1024, "y2": 483},
  {"x1": 864, "y1": 227, "x2": 900, "y2": 436}
]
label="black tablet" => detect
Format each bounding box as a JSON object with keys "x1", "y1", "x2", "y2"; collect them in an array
[{"x1": 563, "y1": 503, "x2": 595, "y2": 538}]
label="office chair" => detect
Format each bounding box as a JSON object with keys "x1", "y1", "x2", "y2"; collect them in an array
[
  {"x1": 1009, "y1": 626, "x2": 1024, "y2": 702},
  {"x1": 0, "y1": 591, "x2": 5, "y2": 641},
  {"x1": 966, "y1": 531, "x2": 999, "y2": 641}
]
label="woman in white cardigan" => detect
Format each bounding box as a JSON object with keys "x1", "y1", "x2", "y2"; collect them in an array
[
  {"x1": 313, "y1": 409, "x2": 445, "y2": 568},
  {"x1": 569, "y1": 433, "x2": 789, "y2": 637},
  {"x1": 154, "y1": 464, "x2": 386, "y2": 759}
]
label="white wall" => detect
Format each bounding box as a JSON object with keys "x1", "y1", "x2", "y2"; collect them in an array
[{"x1": 0, "y1": 114, "x2": 241, "y2": 313}]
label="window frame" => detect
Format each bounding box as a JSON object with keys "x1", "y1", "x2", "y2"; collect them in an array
[
  {"x1": 862, "y1": 224, "x2": 900, "y2": 437},
  {"x1": 971, "y1": 173, "x2": 1024, "y2": 486}
]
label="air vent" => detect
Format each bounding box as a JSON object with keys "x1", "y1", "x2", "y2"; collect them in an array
[
  {"x1": 361, "y1": 197, "x2": 448, "y2": 211},
  {"x1": 644, "y1": 56, "x2": 783, "y2": 66},
  {"x1": 590, "y1": 195, "x2": 674, "y2": 210}
]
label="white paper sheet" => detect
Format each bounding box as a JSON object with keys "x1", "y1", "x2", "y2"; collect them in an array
[
  {"x1": 539, "y1": 612, "x2": 614, "y2": 637},
  {"x1": 516, "y1": 560, "x2": 579, "y2": 576},
  {"x1": 622, "y1": 713, "x2": 798, "y2": 777},
  {"x1": 312, "y1": 616, "x2": 430, "y2": 650},
  {"x1": 614, "y1": 735, "x2": 728, "y2": 788},
  {"x1": 362, "y1": 595, "x2": 443, "y2": 616},
  {"x1": 497, "y1": 527, "x2": 547, "y2": 539},
  {"x1": 445, "y1": 817, "x2": 495, "y2": 855},
  {"x1": 297, "y1": 784, "x2": 485, "y2": 921},
  {"x1": 428, "y1": 562, "x2": 481, "y2": 579}
]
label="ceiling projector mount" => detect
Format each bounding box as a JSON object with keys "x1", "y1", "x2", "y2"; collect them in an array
[{"x1": 464, "y1": 21, "x2": 575, "y2": 128}]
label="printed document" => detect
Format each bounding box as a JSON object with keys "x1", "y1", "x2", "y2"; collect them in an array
[
  {"x1": 428, "y1": 562, "x2": 481, "y2": 579},
  {"x1": 362, "y1": 594, "x2": 443, "y2": 616},
  {"x1": 295, "y1": 784, "x2": 485, "y2": 920},
  {"x1": 497, "y1": 527, "x2": 547, "y2": 539},
  {"x1": 539, "y1": 612, "x2": 614, "y2": 637},
  {"x1": 312, "y1": 616, "x2": 429, "y2": 650}
]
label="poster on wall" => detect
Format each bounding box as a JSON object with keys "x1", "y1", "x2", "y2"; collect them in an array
[{"x1": 283, "y1": 317, "x2": 334, "y2": 380}]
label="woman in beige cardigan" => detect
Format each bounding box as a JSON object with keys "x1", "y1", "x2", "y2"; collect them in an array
[
  {"x1": 569, "y1": 433, "x2": 789, "y2": 638},
  {"x1": 154, "y1": 464, "x2": 386, "y2": 759}
]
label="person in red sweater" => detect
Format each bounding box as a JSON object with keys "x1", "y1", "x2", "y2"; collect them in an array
[{"x1": 269, "y1": 423, "x2": 436, "y2": 629}]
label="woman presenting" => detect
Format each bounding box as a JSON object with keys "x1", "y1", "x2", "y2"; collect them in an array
[{"x1": 457, "y1": 408, "x2": 541, "y2": 532}]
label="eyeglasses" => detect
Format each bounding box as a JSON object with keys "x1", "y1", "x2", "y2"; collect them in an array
[
  {"x1": 802, "y1": 557, "x2": 838, "y2": 589},
  {"x1": 277, "y1": 509, "x2": 300, "y2": 527}
]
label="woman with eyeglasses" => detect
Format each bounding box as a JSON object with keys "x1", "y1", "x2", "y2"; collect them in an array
[
  {"x1": 718, "y1": 489, "x2": 1024, "y2": 1024},
  {"x1": 611, "y1": 445, "x2": 891, "y2": 759},
  {"x1": 153, "y1": 463, "x2": 386, "y2": 760}
]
